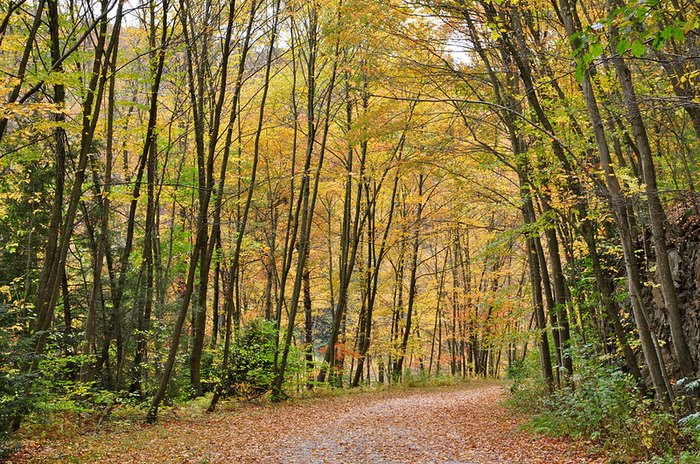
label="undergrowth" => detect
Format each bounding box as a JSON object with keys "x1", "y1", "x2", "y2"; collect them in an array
[{"x1": 507, "y1": 349, "x2": 699, "y2": 463}]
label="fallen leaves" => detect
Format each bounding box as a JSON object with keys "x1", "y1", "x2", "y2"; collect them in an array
[{"x1": 10, "y1": 382, "x2": 604, "y2": 463}]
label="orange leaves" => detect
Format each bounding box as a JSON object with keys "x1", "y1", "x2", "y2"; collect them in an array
[{"x1": 15, "y1": 383, "x2": 602, "y2": 463}]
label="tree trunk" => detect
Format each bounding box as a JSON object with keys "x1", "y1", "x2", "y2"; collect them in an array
[{"x1": 608, "y1": 12, "x2": 695, "y2": 377}]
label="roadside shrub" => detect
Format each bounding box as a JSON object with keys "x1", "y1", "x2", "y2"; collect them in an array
[
  {"x1": 650, "y1": 379, "x2": 700, "y2": 463},
  {"x1": 519, "y1": 352, "x2": 687, "y2": 461},
  {"x1": 532, "y1": 360, "x2": 639, "y2": 438},
  {"x1": 223, "y1": 318, "x2": 278, "y2": 399},
  {"x1": 506, "y1": 350, "x2": 548, "y2": 414},
  {"x1": 0, "y1": 304, "x2": 34, "y2": 457}
]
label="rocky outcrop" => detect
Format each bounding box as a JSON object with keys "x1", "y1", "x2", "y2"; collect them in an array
[{"x1": 644, "y1": 204, "x2": 700, "y2": 379}]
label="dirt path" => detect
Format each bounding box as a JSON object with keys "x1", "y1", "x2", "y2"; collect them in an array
[{"x1": 12, "y1": 382, "x2": 601, "y2": 463}]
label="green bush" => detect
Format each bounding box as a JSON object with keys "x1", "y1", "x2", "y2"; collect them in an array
[
  {"x1": 506, "y1": 350, "x2": 548, "y2": 413},
  {"x1": 533, "y1": 361, "x2": 640, "y2": 439},
  {"x1": 222, "y1": 318, "x2": 278, "y2": 399},
  {"x1": 512, "y1": 347, "x2": 688, "y2": 461},
  {"x1": 0, "y1": 304, "x2": 34, "y2": 457},
  {"x1": 651, "y1": 380, "x2": 700, "y2": 463}
]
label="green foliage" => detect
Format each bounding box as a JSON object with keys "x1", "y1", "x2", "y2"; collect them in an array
[
  {"x1": 569, "y1": 0, "x2": 694, "y2": 81},
  {"x1": 13, "y1": 346, "x2": 137, "y2": 434},
  {"x1": 220, "y1": 319, "x2": 280, "y2": 399},
  {"x1": 0, "y1": 156, "x2": 53, "y2": 306},
  {"x1": 512, "y1": 348, "x2": 690, "y2": 461},
  {"x1": 652, "y1": 379, "x2": 700, "y2": 463},
  {"x1": 651, "y1": 452, "x2": 700, "y2": 464},
  {"x1": 506, "y1": 350, "x2": 548, "y2": 413},
  {"x1": 32, "y1": 354, "x2": 120, "y2": 416},
  {"x1": 0, "y1": 305, "x2": 33, "y2": 457},
  {"x1": 651, "y1": 418, "x2": 700, "y2": 464},
  {"x1": 0, "y1": 327, "x2": 31, "y2": 457},
  {"x1": 402, "y1": 369, "x2": 460, "y2": 389}
]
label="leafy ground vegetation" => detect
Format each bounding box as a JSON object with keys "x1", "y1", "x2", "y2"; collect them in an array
[
  {"x1": 1, "y1": 0, "x2": 700, "y2": 461},
  {"x1": 509, "y1": 350, "x2": 700, "y2": 463}
]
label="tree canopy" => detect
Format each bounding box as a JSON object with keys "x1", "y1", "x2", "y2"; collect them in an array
[{"x1": 1, "y1": 0, "x2": 699, "y2": 457}]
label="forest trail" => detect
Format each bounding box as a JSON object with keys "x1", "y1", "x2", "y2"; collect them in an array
[{"x1": 14, "y1": 382, "x2": 601, "y2": 464}]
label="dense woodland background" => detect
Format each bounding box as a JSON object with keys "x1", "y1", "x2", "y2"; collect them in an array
[{"x1": 1, "y1": 0, "x2": 700, "y2": 458}]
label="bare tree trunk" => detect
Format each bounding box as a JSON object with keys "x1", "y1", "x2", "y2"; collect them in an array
[
  {"x1": 557, "y1": 0, "x2": 671, "y2": 405},
  {"x1": 428, "y1": 250, "x2": 448, "y2": 377},
  {"x1": 32, "y1": 0, "x2": 121, "y2": 365},
  {"x1": 303, "y1": 244, "x2": 314, "y2": 389},
  {"x1": 607, "y1": 9, "x2": 695, "y2": 377},
  {"x1": 319, "y1": 72, "x2": 368, "y2": 384},
  {"x1": 190, "y1": 0, "x2": 258, "y2": 397},
  {"x1": 274, "y1": 3, "x2": 342, "y2": 398},
  {"x1": 393, "y1": 175, "x2": 424, "y2": 378},
  {"x1": 149, "y1": 0, "x2": 254, "y2": 418}
]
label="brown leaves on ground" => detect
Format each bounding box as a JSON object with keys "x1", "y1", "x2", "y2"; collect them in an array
[{"x1": 11, "y1": 382, "x2": 603, "y2": 463}]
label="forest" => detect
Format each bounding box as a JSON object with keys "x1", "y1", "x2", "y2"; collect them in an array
[{"x1": 1, "y1": 0, "x2": 699, "y2": 461}]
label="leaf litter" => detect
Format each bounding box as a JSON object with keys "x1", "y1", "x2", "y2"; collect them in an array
[{"x1": 11, "y1": 382, "x2": 603, "y2": 463}]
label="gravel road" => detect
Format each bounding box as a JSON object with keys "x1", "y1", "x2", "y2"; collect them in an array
[{"x1": 13, "y1": 382, "x2": 601, "y2": 463}]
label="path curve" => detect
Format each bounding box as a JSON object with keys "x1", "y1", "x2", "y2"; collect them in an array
[{"x1": 13, "y1": 383, "x2": 600, "y2": 463}]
